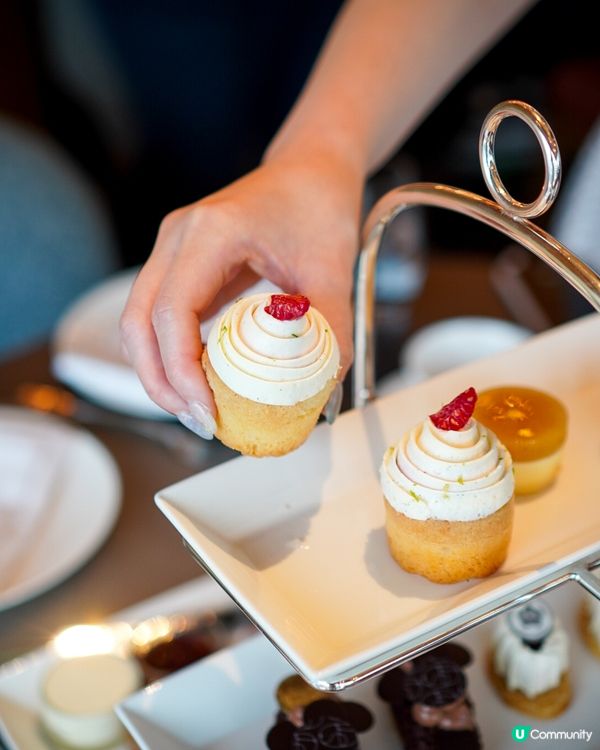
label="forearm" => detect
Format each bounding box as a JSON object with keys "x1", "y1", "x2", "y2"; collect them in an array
[{"x1": 266, "y1": 0, "x2": 537, "y2": 176}]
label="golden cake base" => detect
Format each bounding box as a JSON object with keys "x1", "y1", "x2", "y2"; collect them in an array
[
  {"x1": 487, "y1": 653, "x2": 571, "y2": 719},
  {"x1": 203, "y1": 352, "x2": 335, "y2": 457},
  {"x1": 579, "y1": 603, "x2": 600, "y2": 659},
  {"x1": 383, "y1": 496, "x2": 514, "y2": 584}
]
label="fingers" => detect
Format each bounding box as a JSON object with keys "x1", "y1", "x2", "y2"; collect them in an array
[
  {"x1": 304, "y1": 279, "x2": 353, "y2": 426},
  {"x1": 304, "y1": 278, "x2": 354, "y2": 378},
  {"x1": 120, "y1": 226, "x2": 190, "y2": 416},
  {"x1": 121, "y1": 207, "x2": 243, "y2": 437},
  {"x1": 152, "y1": 237, "x2": 244, "y2": 424},
  {"x1": 200, "y1": 266, "x2": 261, "y2": 322}
]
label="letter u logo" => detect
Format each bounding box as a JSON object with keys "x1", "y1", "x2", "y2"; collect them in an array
[{"x1": 512, "y1": 725, "x2": 531, "y2": 742}]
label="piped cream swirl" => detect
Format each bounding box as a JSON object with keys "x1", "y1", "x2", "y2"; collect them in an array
[
  {"x1": 206, "y1": 294, "x2": 339, "y2": 405},
  {"x1": 380, "y1": 417, "x2": 514, "y2": 521},
  {"x1": 492, "y1": 616, "x2": 569, "y2": 698}
]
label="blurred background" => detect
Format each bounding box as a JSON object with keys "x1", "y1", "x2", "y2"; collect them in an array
[{"x1": 1, "y1": 0, "x2": 599, "y2": 371}]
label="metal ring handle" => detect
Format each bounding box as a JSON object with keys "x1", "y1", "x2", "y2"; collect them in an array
[
  {"x1": 479, "y1": 100, "x2": 561, "y2": 218},
  {"x1": 353, "y1": 100, "x2": 600, "y2": 408}
]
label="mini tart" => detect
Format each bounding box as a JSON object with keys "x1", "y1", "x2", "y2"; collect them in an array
[
  {"x1": 487, "y1": 654, "x2": 571, "y2": 719},
  {"x1": 40, "y1": 654, "x2": 142, "y2": 749},
  {"x1": 275, "y1": 675, "x2": 329, "y2": 714},
  {"x1": 203, "y1": 351, "x2": 335, "y2": 456},
  {"x1": 489, "y1": 602, "x2": 571, "y2": 718},
  {"x1": 474, "y1": 386, "x2": 567, "y2": 495}
]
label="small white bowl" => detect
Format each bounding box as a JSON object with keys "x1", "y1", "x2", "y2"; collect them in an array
[{"x1": 379, "y1": 316, "x2": 531, "y2": 394}]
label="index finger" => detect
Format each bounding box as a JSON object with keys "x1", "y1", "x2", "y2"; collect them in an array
[{"x1": 152, "y1": 239, "x2": 244, "y2": 421}]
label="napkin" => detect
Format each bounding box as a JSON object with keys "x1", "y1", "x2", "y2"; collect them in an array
[{"x1": 0, "y1": 419, "x2": 70, "y2": 590}]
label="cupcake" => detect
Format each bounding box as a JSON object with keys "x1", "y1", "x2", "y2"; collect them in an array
[
  {"x1": 474, "y1": 386, "x2": 567, "y2": 495},
  {"x1": 203, "y1": 293, "x2": 340, "y2": 457},
  {"x1": 266, "y1": 675, "x2": 373, "y2": 749},
  {"x1": 378, "y1": 643, "x2": 482, "y2": 750},
  {"x1": 489, "y1": 600, "x2": 571, "y2": 718},
  {"x1": 380, "y1": 387, "x2": 515, "y2": 584},
  {"x1": 580, "y1": 581, "x2": 600, "y2": 659}
]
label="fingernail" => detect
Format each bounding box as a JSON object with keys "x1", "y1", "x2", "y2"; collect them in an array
[
  {"x1": 322, "y1": 382, "x2": 343, "y2": 425},
  {"x1": 177, "y1": 402, "x2": 216, "y2": 440}
]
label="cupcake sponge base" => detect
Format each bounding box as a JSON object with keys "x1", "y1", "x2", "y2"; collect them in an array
[
  {"x1": 487, "y1": 653, "x2": 571, "y2": 718},
  {"x1": 203, "y1": 352, "x2": 335, "y2": 457},
  {"x1": 384, "y1": 497, "x2": 514, "y2": 584}
]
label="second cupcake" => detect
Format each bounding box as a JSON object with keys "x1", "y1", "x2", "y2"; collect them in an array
[
  {"x1": 380, "y1": 387, "x2": 515, "y2": 584},
  {"x1": 203, "y1": 292, "x2": 340, "y2": 457}
]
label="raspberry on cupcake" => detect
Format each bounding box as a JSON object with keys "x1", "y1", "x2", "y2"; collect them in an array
[{"x1": 203, "y1": 292, "x2": 340, "y2": 457}]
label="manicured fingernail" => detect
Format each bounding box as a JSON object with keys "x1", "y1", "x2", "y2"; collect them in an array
[
  {"x1": 177, "y1": 403, "x2": 216, "y2": 440},
  {"x1": 322, "y1": 382, "x2": 343, "y2": 425},
  {"x1": 189, "y1": 401, "x2": 217, "y2": 434}
]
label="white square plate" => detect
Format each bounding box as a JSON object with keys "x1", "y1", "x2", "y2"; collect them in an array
[
  {"x1": 156, "y1": 316, "x2": 600, "y2": 689},
  {"x1": 116, "y1": 584, "x2": 600, "y2": 750}
]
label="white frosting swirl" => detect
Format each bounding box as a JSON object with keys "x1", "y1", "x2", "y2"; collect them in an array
[
  {"x1": 206, "y1": 294, "x2": 339, "y2": 405},
  {"x1": 380, "y1": 417, "x2": 514, "y2": 521},
  {"x1": 492, "y1": 616, "x2": 569, "y2": 698}
]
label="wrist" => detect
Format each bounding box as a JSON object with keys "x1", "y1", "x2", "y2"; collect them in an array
[{"x1": 263, "y1": 126, "x2": 367, "y2": 192}]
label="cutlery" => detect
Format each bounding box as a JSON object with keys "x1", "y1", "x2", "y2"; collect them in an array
[{"x1": 14, "y1": 383, "x2": 230, "y2": 468}]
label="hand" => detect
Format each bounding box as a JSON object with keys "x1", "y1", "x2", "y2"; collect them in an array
[{"x1": 120, "y1": 151, "x2": 363, "y2": 437}]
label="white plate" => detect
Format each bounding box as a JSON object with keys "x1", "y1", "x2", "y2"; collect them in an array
[
  {"x1": 52, "y1": 268, "x2": 169, "y2": 419},
  {"x1": 0, "y1": 577, "x2": 234, "y2": 750},
  {"x1": 52, "y1": 270, "x2": 279, "y2": 419},
  {"x1": 156, "y1": 315, "x2": 600, "y2": 688},
  {"x1": 116, "y1": 584, "x2": 600, "y2": 750},
  {"x1": 0, "y1": 408, "x2": 121, "y2": 612}
]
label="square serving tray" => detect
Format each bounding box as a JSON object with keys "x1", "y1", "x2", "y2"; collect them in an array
[
  {"x1": 156, "y1": 314, "x2": 600, "y2": 690},
  {"x1": 116, "y1": 583, "x2": 600, "y2": 750}
]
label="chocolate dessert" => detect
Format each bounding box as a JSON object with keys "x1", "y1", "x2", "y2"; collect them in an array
[
  {"x1": 378, "y1": 643, "x2": 481, "y2": 749},
  {"x1": 267, "y1": 675, "x2": 373, "y2": 749}
]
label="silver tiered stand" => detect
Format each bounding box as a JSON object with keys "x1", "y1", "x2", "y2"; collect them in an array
[{"x1": 345, "y1": 100, "x2": 600, "y2": 688}]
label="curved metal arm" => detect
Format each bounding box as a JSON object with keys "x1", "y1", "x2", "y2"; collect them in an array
[{"x1": 353, "y1": 101, "x2": 600, "y2": 408}]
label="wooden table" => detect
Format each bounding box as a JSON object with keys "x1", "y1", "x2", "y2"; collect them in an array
[
  {"x1": 0, "y1": 345, "x2": 212, "y2": 662},
  {"x1": 0, "y1": 252, "x2": 528, "y2": 663}
]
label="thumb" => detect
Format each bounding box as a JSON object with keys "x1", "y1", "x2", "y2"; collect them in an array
[{"x1": 304, "y1": 280, "x2": 354, "y2": 380}]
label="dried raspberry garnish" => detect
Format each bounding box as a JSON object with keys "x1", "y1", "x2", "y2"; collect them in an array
[
  {"x1": 429, "y1": 387, "x2": 478, "y2": 431},
  {"x1": 264, "y1": 294, "x2": 310, "y2": 321}
]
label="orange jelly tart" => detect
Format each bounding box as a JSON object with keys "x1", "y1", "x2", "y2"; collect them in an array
[{"x1": 474, "y1": 386, "x2": 567, "y2": 495}]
